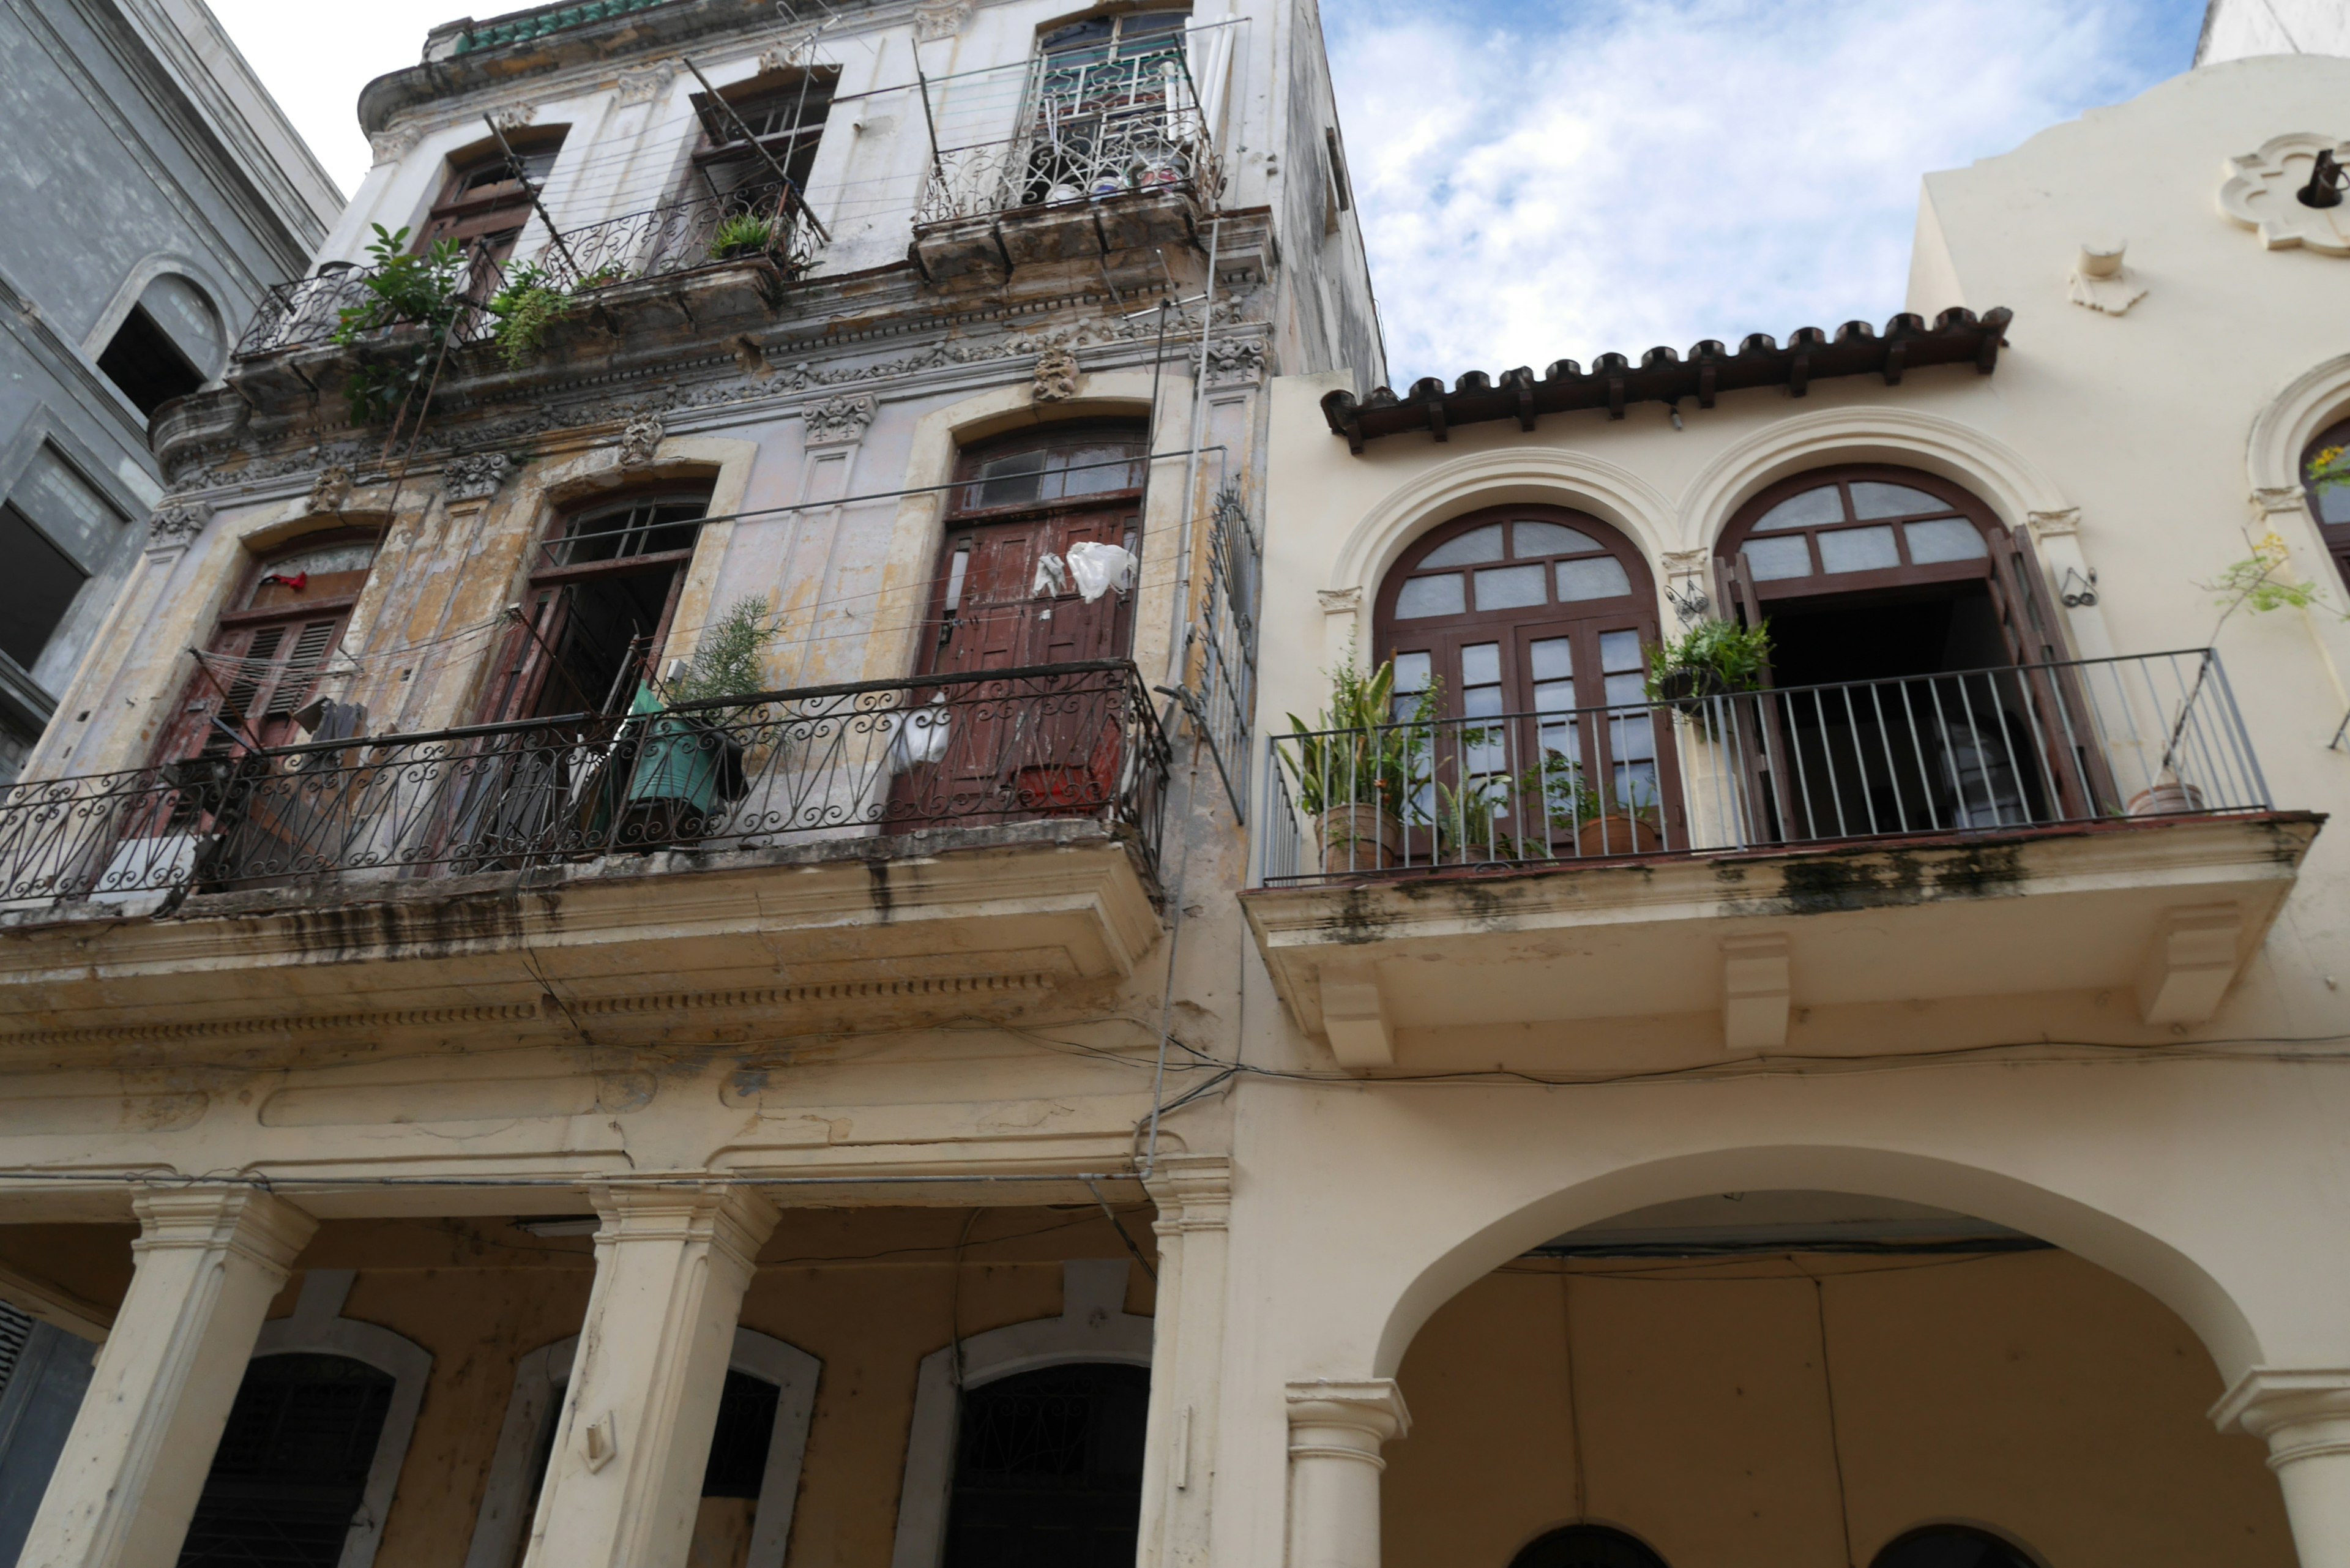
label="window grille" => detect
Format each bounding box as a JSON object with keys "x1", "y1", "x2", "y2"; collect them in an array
[
  {"x1": 1190, "y1": 480, "x2": 1259, "y2": 817},
  {"x1": 177, "y1": 1353, "x2": 395, "y2": 1568},
  {"x1": 944, "y1": 1364, "x2": 1149, "y2": 1568}
]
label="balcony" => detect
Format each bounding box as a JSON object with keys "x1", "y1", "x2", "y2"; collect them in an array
[
  {"x1": 0, "y1": 663, "x2": 1168, "y2": 1041},
  {"x1": 229, "y1": 187, "x2": 821, "y2": 371},
  {"x1": 1243, "y1": 651, "x2": 2319, "y2": 1066},
  {"x1": 910, "y1": 48, "x2": 1217, "y2": 284}
]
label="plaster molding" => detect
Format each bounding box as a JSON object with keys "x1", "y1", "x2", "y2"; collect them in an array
[
  {"x1": 912, "y1": 0, "x2": 974, "y2": 42},
  {"x1": 310, "y1": 466, "x2": 354, "y2": 513},
  {"x1": 2219, "y1": 133, "x2": 2350, "y2": 255},
  {"x1": 801, "y1": 394, "x2": 876, "y2": 450},
  {"x1": 1033, "y1": 345, "x2": 1083, "y2": 403},
  {"x1": 463, "y1": 1326, "x2": 820, "y2": 1568},
  {"x1": 2211, "y1": 1367, "x2": 2350, "y2": 1468},
  {"x1": 1144, "y1": 1152, "x2": 1232, "y2": 1233},
  {"x1": 1674, "y1": 405, "x2": 2072, "y2": 553},
  {"x1": 1204, "y1": 335, "x2": 1267, "y2": 387},
  {"x1": 612, "y1": 64, "x2": 675, "y2": 107},
  {"x1": 368, "y1": 126, "x2": 420, "y2": 166},
  {"x1": 1315, "y1": 587, "x2": 1361, "y2": 614},
  {"x1": 1284, "y1": 1378, "x2": 1412, "y2": 1456},
  {"x1": 2247, "y1": 352, "x2": 2350, "y2": 500},
  {"x1": 490, "y1": 103, "x2": 537, "y2": 133},
  {"x1": 2027, "y1": 507, "x2": 2081, "y2": 539},
  {"x1": 441, "y1": 452, "x2": 511, "y2": 501},
  {"x1": 1322, "y1": 448, "x2": 1678, "y2": 609},
  {"x1": 617, "y1": 413, "x2": 665, "y2": 468},
  {"x1": 254, "y1": 1271, "x2": 433, "y2": 1568},
  {"x1": 145, "y1": 501, "x2": 211, "y2": 554},
  {"x1": 892, "y1": 1260, "x2": 1152, "y2": 1568}
]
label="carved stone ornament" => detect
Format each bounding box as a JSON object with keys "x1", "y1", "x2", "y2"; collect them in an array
[
  {"x1": 147, "y1": 501, "x2": 211, "y2": 548},
  {"x1": 617, "y1": 414, "x2": 665, "y2": 467},
  {"x1": 613, "y1": 64, "x2": 674, "y2": 106},
  {"x1": 1032, "y1": 346, "x2": 1082, "y2": 404},
  {"x1": 2027, "y1": 507, "x2": 2083, "y2": 538},
  {"x1": 310, "y1": 465, "x2": 353, "y2": 513},
  {"x1": 2067, "y1": 242, "x2": 2147, "y2": 316},
  {"x1": 1205, "y1": 337, "x2": 1268, "y2": 387},
  {"x1": 802, "y1": 394, "x2": 876, "y2": 448},
  {"x1": 912, "y1": 0, "x2": 974, "y2": 42},
  {"x1": 491, "y1": 103, "x2": 538, "y2": 134},
  {"x1": 1315, "y1": 587, "x2": 1362, "y2": 614},
  {"x1": 2219, "y1": 133, "x2": 2350, "y2": 256},
  {"x1": 369, "y1": 125, "x2": 421, "y2": 166},
  {"x1": 2255, "y1": 486, "x2": 2313, "y2": 517},
  {"x1": 442, "y1": 452, "x2": 512, "y2": 501}
]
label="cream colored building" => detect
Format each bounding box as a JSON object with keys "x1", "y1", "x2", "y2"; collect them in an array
[{"x1": 2, "y1": 13, "x2": 2350, "y2": 1568}]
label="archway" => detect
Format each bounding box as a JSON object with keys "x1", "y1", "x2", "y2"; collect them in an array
[{"x1": 1375, "y1": 1171, "x2": 2290, "y2": 1568}]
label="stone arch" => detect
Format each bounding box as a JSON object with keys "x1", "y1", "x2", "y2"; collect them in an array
[
  {"x1": 87, "y1": 254, "x2": 237, "y2": 378},
  {"x1": 1372, "y1": 1145, "x2": 2262, "y2": 1386},
  {"x1": 890, "y1": 1258, "x2": 1151, "y2": 1568}
]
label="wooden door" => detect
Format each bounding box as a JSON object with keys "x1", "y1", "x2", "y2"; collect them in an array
[{"x1": 904, "y1": 506, "x2": 1136, "y2": 823}]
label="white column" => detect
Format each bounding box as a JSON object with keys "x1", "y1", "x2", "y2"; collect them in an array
[
  {"x1": 2214, "y1": 1368, "x2": 2350, "y2": 1566},
  {"x1": 1285, "y1": 1379, "x2": 1409, "y2": 1568},
  {"x1": 1138, "y1": 1155, "x2": 1232, "y2": 1568},
  {"x1": 21, "y1": 1187, "x2": 317, "y2": 1568},
  {"x1": 520, "y1": 1182, "x2": 779, "y2": 1568}
]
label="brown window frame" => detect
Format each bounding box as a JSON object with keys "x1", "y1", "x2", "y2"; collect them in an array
[
  {"x1": 687, "y1": 68, "x2": 838, "y2": 203},
  {"x1": 416, "y1": 129, "x2": 567, "y2": 261},
  {"x1": 1717, "y1": 464, "x2": 2006, "y2": 606},
  {"x1": 2302, "y1": 414, "x2": 2350, "y2": 591}
]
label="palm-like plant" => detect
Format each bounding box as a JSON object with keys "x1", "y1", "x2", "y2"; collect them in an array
[{"x1": 1278, "y1": 658, "x2": 1437, "y2": 820}]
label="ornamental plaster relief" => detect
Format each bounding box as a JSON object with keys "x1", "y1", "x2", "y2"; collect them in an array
[{"x1": 2219, "y1": 132, "x2": 2350, "y2": 255}]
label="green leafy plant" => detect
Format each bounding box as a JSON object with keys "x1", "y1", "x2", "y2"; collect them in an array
[
  {"x1": 485, "y1": 262, "x2": 572, "y2": 370},
  {"x1": 2309, "y1": 443, "x2": 2349, "y2": 495},
  {"x1": 663, "y1": 596, "x2": 782, "y2": 707},
  {"x1": 332, "y1": 224, "x2": 469, "y2": 427},
  {"x1": 1278, "y1": 655, "x2": 1438, "y2": 819},
  {"x1": 1644, "y1": 617, "x2": 1774, "y2": 703},
  {"x1": 709, "y1": 212, "x2": 778, "y2": 261}
]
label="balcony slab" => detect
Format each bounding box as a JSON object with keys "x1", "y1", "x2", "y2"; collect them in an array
[
  {"x1": 0, "y1": 819, "x2": 1162, "y2": 1051},
  {"x1": 1242, "y1": 813, "x2": 2321, "y2": 1069}
]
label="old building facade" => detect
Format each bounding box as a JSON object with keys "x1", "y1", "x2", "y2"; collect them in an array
[
  {"x1": 0, "y1": 0, "x2": 341, "y2": 786},
  {"x1": 6, "y1": 8, "x2": 2350, "y2": 1568}
]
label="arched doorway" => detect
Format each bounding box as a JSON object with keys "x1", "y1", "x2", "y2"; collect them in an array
[
  {"x1": 1378, "y1": 1188, "x2": 2290, "y2": 1568},
  {"x1": 943, "y1": 1362, "x2": 1151, "y2": 1568},
  {"x1": 1509, "y1": 1524, "x2": 1669, "y2": 1568}
]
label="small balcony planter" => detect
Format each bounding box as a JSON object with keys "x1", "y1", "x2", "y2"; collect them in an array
[
  {"x1": 1574, "y1": 812, "x2": 1663, "y2": 857},
  {"x1": 1317, "y1": 802, "x2": 1404, "y2": 873}
]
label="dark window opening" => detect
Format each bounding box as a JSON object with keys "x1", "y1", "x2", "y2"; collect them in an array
[
  {"x1": 176, "y1": 1353, "x2": 394, "y2": 1568},
  {"x1": 1871, "y1": 1526, "x2": 2037, "y2": 1568},
  {"x1": 0, "y1": 502, "x2": 89, "y2": 670},
  {"x1": 419, "y1": 129, "x2": 569, "y2": 262},
  {"x1": 702, "y1": 1369, "x2": 780, "y2": 1497},
  {"x1": 98, "y1": 306, "x2": 204, "y2": 419},
  {"x1": 1508, "y1": 1525, "x2": 1671, "y2": 1568},
  {"x1": 943, "y1": 1362, "x2": 1149, "y2": 1568}
]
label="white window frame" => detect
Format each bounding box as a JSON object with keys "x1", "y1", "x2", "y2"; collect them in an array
[
  {"x1": 889, "y1": 1259, "x2": 1152, "y2": 1568},
  {"x1": 463, "y1": 1324, "x2": 819, "y2": 1568}
]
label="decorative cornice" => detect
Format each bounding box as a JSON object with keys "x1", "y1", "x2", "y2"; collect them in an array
[
  {"x1": 1144, "y1": 1152, "x2": 1231, "y2": 1233},
  {"x1": 130, "y1": 1186, "x2": 316, "y2": 1274},
  {"x1": 442, "y1": 452, "x2": 512, "y2": 501},
  {"x1": 801, "y1": 394, "x2": 876, "y2": 449},
  {"x1": 146, "y1": 500, "x2": 211, "y2": 550}
]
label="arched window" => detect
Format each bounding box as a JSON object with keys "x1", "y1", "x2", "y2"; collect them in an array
[
  {"x1": 2301, "y1": 414, "x2": 2350, "y2": 588},
  {"x1": 1712, "y1": 466, "x2": 2095, "y2": 838},
  {"x1": 1373, "y1": 506, "x2": 1670, "y2": 846},
  {"x1": 944, "y1": 1362, "x2": 1149, "y2": 1568},
  {"x1": 177, "y1": 1353, "x2": 396, "y2": 1567},
  {"x1": 158, "y1": 531, "x2": 381, "y2": 766},
  {"x1": 1870, "y1": 1525, "x2": 2038, "y2": 1568},
  {"x1": 1507, "y1": 1524, "x2": 1671, "y2": 1568},
  {"x1": 97, "y1": 274, "x2": 223, "y2": 419}
]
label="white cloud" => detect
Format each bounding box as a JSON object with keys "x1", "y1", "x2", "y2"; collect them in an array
[{"x1": 1326, "y1": 0, "x2": 2194, "y2": 386}]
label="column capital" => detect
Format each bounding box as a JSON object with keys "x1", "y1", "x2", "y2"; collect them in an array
[
  {"x1": 130, "y1": 1185, "x2": 316, "y2": 1275},
  {"x1": 2212, "y1": 1367, "x2": 2350, "y2": 1465},
  {"x1": 1146, "y1": 1154, "x2": 1231, "y2": 1235},
  {"x1": 1286, "y1": 1378, "x2": 1411, "y2": 1464},
  {"x1": 586, "y1": 1182, "x2": 779, "y2": 1275}
]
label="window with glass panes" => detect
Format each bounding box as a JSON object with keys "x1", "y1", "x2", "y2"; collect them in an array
[
  {"x1": 1719, "y1": 467, "x2": 1999, "y2": 601},
  {"x1": 1373, "y1": 507, "x2": 1663, "y2": 812},
  {"x1": 2302, "y1": 416, "x2": 2350, "y2": 591}
]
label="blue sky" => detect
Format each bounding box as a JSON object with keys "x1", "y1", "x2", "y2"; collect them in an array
[
  {"x1": 212, "y1": 0, "x2": 2211, "y2": 388},
  {"x1": 1322, "y1": 0, "x2": 2210, "y2": 385}
]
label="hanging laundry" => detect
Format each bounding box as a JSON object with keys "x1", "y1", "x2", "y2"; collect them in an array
[
  {"x1": 1031, "y1": 551, "x2": 1070, "y2": 597},
  {"x1": 1065, "y1": 542, "x2": 1136, "y2": 602}
]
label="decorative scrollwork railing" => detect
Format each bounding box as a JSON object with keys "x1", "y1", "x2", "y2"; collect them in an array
[{"x1": 0, "y1": 662, "x2": 1168, "y2": 910}]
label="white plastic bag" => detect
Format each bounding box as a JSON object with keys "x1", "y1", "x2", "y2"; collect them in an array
[
  {"x1": 886, "y1": 695, "x2": 952, "y2": 774},
  {"x1": 1030, "y1": 551, "x2": 1069, "y2": 597},
  {"x1": 1065, "y1": 542, "x2": 1136, "y2": 602}
]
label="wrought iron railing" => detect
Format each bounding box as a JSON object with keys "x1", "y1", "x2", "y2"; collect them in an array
[
  {"x1": 916, "y1": 47, "x2": 1217, "y2": 227},
  {"x1": 1258, "y1": 651, "x2": 2270, "y2": 885},
  {"x1": 233, "y1": 188, "x2": 822, "y2": 360},
  {"x1": 0, "y1": 662, "x2": 1168, "y2": 910}
]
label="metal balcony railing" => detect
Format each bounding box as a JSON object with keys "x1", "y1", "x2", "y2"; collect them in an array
[
  {"x1": 233, "y1": 188, "x2": 822, "y2": 361},
  {"x1": 1259, "y1": 650, "x2": 2270, "y2": 886},
  {"x1": 0, "y1": 662, "x2": 1168, "y2": 911},
  {"x1": 915, "y1": 46, "x2": 1218, "y2": 228}
]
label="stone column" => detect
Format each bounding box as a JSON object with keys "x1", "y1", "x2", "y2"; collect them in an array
[
  {"x1": 2214, "y1": 1368, "x2": 2350, "y2": 1566},
  {"x1": 520, "y1": 1183, "x2": 779, "y2": 1568},
  {"x1": 20, "y1": 1186, "x2": 316, "y2": 1568},
  {"x1": 1285, "y1": 1379, "x2": 1410, "y2": 1568},
  {"x1": 1137, "y1": 1155, "x2": 1232, "y2": 1568}
]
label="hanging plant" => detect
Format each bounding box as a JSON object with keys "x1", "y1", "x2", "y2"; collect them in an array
[{"x1": 1644, "y1": 618, "x2": 1773, "y2": 709}]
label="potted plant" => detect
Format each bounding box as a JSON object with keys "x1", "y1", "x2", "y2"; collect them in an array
[
  {"x1": 708, "y1": 211, "x2": 779, "y2": 262},
  {"x1": 1645, "y1": 617, "x2": 1773, "y2": 713},
  {"x1": 1280, "y1": 657, "x2": 1434, "y2": 873},
  {"x1": 625, "y1": 597, "x2": 780, "y2": 839},
  {"x1": 1510, "y1": 752, "x2": 1662, "y2": 857}
]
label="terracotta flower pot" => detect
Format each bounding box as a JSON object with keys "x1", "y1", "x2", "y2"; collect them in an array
[
  {"x1": 1574, "y1": 813, "x2": 1664, "y2": 857},
  {"x1": 1317, "y1": 804, "x2": 1403, "y2": 873},
  {"x1": 2127, "y1": 777, "x2": 2206, "y2": 817}
]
